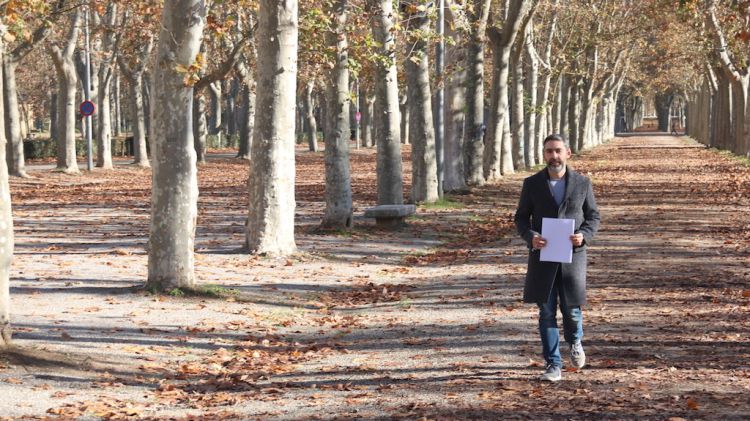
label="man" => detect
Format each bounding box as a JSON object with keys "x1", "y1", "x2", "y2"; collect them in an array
[{"x1": 514, "y1": 134, "x2": 600, "y2": 382}]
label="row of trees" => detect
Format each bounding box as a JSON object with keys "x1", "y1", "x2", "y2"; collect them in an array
[{"x1": 2, "y1": 0, "x2": 749, "y2": 347}]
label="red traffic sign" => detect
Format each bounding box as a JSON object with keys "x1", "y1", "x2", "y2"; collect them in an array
[{"x1": 80, "y1": 100, "x2": 96, "y2": 117}]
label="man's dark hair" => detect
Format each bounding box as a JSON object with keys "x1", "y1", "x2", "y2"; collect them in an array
[{"x1": 543, "y1": 134, "x2": 570, "y2": 148}]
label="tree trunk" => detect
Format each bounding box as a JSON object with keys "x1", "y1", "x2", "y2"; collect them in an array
[
  {"x1": 48, "y1": 10, "x2": 82, "y2": 174},
  {"x1": 371, "y1": 0, "x2": 403, "y2": 204},
  {"x1": 443, "y1": 5, "x2": 467, "y2": 193},
  {"x1": 463, "y1": 0, "x2": 491, "y2": 187},
  {"x1": 237, "y1": 82, "x2": 255, "y2": 159},
  {"x1": 97, "y1": 0, "x2": 120, "y2": 171},
  {"x1": 146, "y1": 0, "x2": 206, "y2": 290},
  {"x1": 321, "y1": 0, "x2": 353, "y2": 229},
  {"x1": 50, "y1": 91, "x2": 58, "y2": 144},
  {"x1": 360, "y1": 91, "x2": 374, "y2": 148},
  {"x1": 655, "y1": 93, "x2": 672, "y2": 133},
  {"x1": 96, "y1": 68, "x2": 114, "y2": 169},
  {"x1": 712, "y1": 69, "x2": 731, "y2": 151},
  {"x1": 304, "y1": 80, "x2": 318, "y2": 152},
  {"x1": 568, "y1": 78, "x2": 580, "y2": 153},
  {"x1": 3, "y1": 59, "x2": 29, "y2": 177},
  {"x1": 510, "y1": 31, "x2": 526, "y2": 171},
  {"x1": 730, "y1": 76, "x2": 749, "y2": 155},
  {"x1": 400, "y1": 88, "x2": 410, "y2": 145},
  {"x1": 523, "y1": 22, "x2": 538, "y2": 168},
  {"x1": 193, "y1": 93, "x2": 208, "y2": 163},
  {"x1": 130, "y1": 73, "x2": 150, "y2": 167},
  {"x1": 0, "y1": 24, "x2": 15, "y2": 347},
  {"x1": 113, "y1": 70, "x2": 121, "y2": 137},
  {"x1": 405, "y1": 6, "x2": 439, "y2": 204},
  {"x1": 208, "y1": 81, "x2": 222, "y2": 141},
  {"x1": 246, "y1": 0, "x2": 298, "y2": 255},
  {"x1": 235, "y1": 58, "x2": 256, "y2": 160},
  {"x1": 226, "y1": 79, "x2": 238, "y2": 137}
]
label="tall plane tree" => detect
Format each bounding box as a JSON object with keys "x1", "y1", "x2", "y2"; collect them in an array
[
  {"x1": 321, "y1": 0, "x2": 353, "y2": 228},
  {"x1": 404, "y1": 0, "x2": 439, "y2": 203},
  {"x1": 147, "y1": 0, "x2": 206, "y2": 290},
  {"x1": 95, "y1": 2, "x2": 120, "y2": 169},
  {"x1": 246, "y1": 0, "x2": 299, "y2": 255},
  {"x1": 0, "y1": 18, "x2": 14, "y2": 347},
  {"x1": 463, "y1": 0, "x2": 491, "y2": 186},
  {"x1": 47, "y1": 9, "x2": 82, "y2": 174},
  {"x1": 370, "y1": 0, "x2": 404, "y2": 204}
]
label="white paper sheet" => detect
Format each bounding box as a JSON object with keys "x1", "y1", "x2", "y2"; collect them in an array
[{"x1": 540, "y1": 217, "x2": 575, "y2": 263}]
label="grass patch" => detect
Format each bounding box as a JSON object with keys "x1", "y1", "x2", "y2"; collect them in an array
[
  {"x1": 712, "y1": 148, "x2": 750, "y2": 167},
  {"x1": 419, "y1": 197, "x2": 464, "y2": 210}
]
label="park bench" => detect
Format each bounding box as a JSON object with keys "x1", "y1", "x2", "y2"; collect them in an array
[{"x1": 363, "y1": 204, "x2": 416, "y2": 229}]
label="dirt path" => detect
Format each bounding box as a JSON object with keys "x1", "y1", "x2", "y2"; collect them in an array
[{"x1": 1, "y1": 135, "x2": 748, "y2": 420}]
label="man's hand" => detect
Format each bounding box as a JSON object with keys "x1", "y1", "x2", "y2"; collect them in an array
[
  {"x1": 532, "y1": 235, "x2": 547, "y2": 249},
  {"x1": 570, "y1": 233, "x2": 584, "y2": 247}
]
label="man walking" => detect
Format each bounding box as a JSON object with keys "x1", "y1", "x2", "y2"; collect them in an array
[{"x1": 514, "y1": 134, "x2": 600, "y2": 382}]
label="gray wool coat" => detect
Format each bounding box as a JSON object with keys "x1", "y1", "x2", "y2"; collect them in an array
[{"x1": 514, "y1": 168, "x2": 600, "y2": 307}]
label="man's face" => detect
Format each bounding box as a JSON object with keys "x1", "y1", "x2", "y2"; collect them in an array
[{"x1": 543, "y1": 140, "x2": 571, "y2": 174}]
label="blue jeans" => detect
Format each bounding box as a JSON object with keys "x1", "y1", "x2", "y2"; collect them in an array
[{"x1": 537, "y1": 270, "x2": 583, "y2": 368}]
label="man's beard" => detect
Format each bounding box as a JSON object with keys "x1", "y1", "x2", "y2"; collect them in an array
[{"x1": 547, "y1": 161, "x2": 565, "y2": 173}]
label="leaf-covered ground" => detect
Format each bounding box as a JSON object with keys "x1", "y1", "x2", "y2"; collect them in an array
[{"x1": 1, "y1": 135, "x2": 749, "y2": 420}]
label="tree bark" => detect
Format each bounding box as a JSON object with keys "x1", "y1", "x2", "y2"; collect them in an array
[
  {"x1": 246, "y1": 0, "x2": 298, "y2": 255},
  {"x1": 130, "y1": 73, "x2": 150, "y2": 166},
  {"x1": 0, "y1": 22, "x2": 15, "y2": 347},
  {"x1": 208, "y1": 81, "x2": 222, "y2": 145},
  {"x1": 523, "y1": 21, "x2": 539, "y2": 167},
  {"x1": 113, "y1": 70, "x2": 121, "y2": 137},
  {"x1": 463, "y1": 0, "x2": 491, "y2": 187},
  {"x1": 235, "y1": 57, "x2": 255, "y2": 160},
  {"x1": 371, "y1": 0, "x2": 404, "y2": 204},
  {"x1": 400, "y1": 88, "x2": 409, "y2": 145},
  {"x1": 50, "y1": 91, "x2": 58, "y2": 143},
  {"x1": 227, "y1": 78, "x2": 238, "y2": 137},
  {"x1": 321, "y1": 0, "x2": 353, "y2": 229},
  {"x1": 193, "y1": 93, "x2": 208, "y2": 163},
  {"x1": 567, "y1": 77, "x2": 580, "y2": 153},
  {"x1": 510, "y1": 26, "x2": 526, "y2": 171},
  {"x1": 237, "y1": 82, "x2": 255, "y2": 159},
  {"x1": 95, "y1": 3, "x2": 120, "y2": 169},
  {"x1": 405, "y1": 3, "x2": 439, "y2": 203},
  {"x1": 304, "y1": 80, "x2": 318, "y2": 152},
  {"x1": 47, "y1": 10, "x2": 83, "y2": 174},
  {"x1": 3, "y1": 60, "x2": 29, "y2": 177},
  {"x1": 147, "y1": 0, "x2": 206, "y2": 290},
  {"x1": 443, "y1": 3, "x2": 467, "y2": 193}
]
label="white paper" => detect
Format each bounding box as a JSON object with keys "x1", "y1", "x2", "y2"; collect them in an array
[{"x1": 540, "y1": 217, "x2": 575, "y2": 263}]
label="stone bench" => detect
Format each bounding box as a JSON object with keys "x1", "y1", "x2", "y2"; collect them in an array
[{"x1": 363, "y1": 204, "x2": 416, "y2": 229}]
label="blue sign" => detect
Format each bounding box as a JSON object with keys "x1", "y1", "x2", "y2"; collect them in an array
[{"x1": 80, "y1": 100, "x2": 96, "y2": 117}]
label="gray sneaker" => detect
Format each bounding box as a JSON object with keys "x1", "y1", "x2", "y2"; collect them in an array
[
  {"x1": 540, "y1": 364, "x2": 562, "y2": 382},
  {"x1": 570, "y1": 341, "x2": 586, "y2": 369}
]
